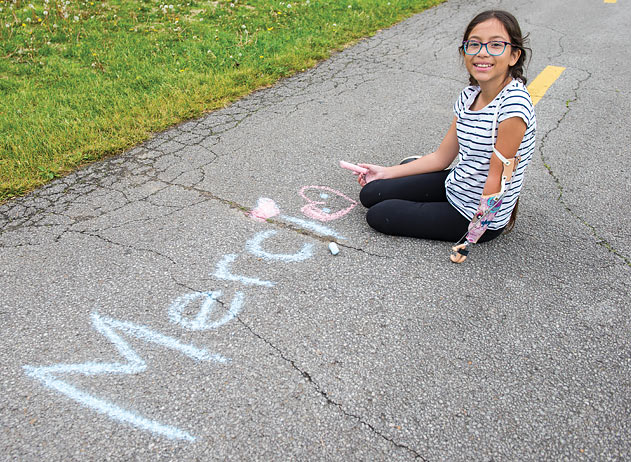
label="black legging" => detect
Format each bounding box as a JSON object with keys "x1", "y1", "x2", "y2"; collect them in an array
[{"x1": 359, "y1": 170, "x2": 504, "y2": 243}]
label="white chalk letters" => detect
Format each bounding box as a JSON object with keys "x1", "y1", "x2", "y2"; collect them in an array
[{"x1": 23, "y1": 190, "x2": 350, "y2": 441}]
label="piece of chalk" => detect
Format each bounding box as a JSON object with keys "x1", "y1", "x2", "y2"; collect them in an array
[
  {"x1": 339, "y1": 160, "x2": 368, "y2": 175},
  {"x1": 328, "y1": 242, "x2": 339, "y2": 255}
]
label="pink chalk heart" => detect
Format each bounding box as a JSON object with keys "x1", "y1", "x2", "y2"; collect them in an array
[{"x1": 299, "y1": 186, "x2": 358, "y2": 222}]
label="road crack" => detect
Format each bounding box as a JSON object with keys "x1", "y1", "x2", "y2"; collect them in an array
[
  {"x1": 234, "y1": 315, "x2": 428, "y2": 460},
  {"x1": 537, "y1": 68, "x2": 630, "y2": 267}
]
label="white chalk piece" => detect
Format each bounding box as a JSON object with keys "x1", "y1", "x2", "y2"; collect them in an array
[{"x1": 328, "y1": 242, "x2": 340, "y2": 255}]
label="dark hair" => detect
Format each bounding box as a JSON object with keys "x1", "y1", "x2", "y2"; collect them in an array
[
  {"x1": 504, "y1": 197, "x2": 519, "y2": 234},
  {"x1": 459, "y1": 10, "x2": 531, "y2": 87}
]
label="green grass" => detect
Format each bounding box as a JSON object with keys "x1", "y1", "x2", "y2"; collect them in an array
[{"x1": 0, "y1": 0, "x2": 442, "y2": 201}]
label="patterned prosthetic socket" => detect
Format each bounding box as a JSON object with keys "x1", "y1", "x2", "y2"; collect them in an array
[
  {"x1": 450, "y1": 194, "x2": 503, "y2": 264},
  {"x1": 465, "y1": 193, "x2": 503, "y2": 244}
]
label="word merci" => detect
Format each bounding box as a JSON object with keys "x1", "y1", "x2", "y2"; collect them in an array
[{"x1": 23, "y1": 187, "x2": 357, "y2": 442}]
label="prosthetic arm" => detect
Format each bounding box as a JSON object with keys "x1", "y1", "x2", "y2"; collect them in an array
[{"x1": 450, "y1": 148, "x2": 518, "y2": 264}]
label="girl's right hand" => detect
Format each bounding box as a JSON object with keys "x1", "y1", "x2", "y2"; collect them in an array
[{"x1": 357, "y1": 164, "x2": 387, "y2": 187}]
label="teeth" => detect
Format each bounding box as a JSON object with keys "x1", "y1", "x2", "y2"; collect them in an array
[{"x1": 476, "y1": 64, "x2": 492, "y2": 68}]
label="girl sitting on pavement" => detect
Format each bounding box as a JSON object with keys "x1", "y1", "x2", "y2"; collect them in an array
[{"x1": 355, "y1": 10, "x2": 536, "y2": 263}]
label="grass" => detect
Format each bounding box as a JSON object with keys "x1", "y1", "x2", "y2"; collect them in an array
[{"x1": 0, "y1": 0, "x2": 443, "y2": 202}]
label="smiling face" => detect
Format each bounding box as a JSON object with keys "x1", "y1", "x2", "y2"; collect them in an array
[{"x1": 463, "y1": 18, "x2": 521, "y2": 89}]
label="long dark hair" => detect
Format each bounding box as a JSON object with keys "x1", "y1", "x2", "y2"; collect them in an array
[
  {"x1": 459, "y1": 10, "x2": 531, "y2": 86},
  {"x1": 460, "y1": 10, "x2": 530, "y2": 233}
]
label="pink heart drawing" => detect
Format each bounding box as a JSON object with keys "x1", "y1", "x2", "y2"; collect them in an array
[{"x1": 299, "y1": 186, "x2": 358, "y2": 222}]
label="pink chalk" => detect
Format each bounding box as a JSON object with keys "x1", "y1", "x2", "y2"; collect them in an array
[
  {"x1": 339, "y1": 161, "x2": 368, "y2": 175},
  {"x1": 299, "y1": 186, "x2": 357, "y2": 222},
  {"x1": 249, "y1": 198, "x2": 280, "y2": 222}
]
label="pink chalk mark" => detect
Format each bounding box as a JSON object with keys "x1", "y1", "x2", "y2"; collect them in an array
[
  {"x1": 299, "y1": 186, "x2": 357, "y2": 222},
  {"x1": 249, "y1": 198, "x2": 280, "y2": 222}
]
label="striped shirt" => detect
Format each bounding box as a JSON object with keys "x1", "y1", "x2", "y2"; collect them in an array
[{"x1": 445, "y1": 79, "x2": 536, "y2": 230}]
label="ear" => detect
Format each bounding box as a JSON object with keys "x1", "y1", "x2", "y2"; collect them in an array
[{"x1": 509, "y1": 47, "x2": 521, "y2": 67}]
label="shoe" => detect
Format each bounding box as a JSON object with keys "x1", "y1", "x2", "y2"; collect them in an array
[{"x1": 399, "y1": 156, "x2": 421, "y2": 165}]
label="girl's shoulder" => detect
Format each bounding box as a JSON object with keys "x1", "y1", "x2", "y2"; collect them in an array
[
  {"x1": 498, "y1": 79, "x2": 536, "y2": 125},
  {"x1": 455, "y1": 85, "x2": 480, "y2": 112},
  {"x1": 503, "y1": 79, "x2": 534, "y2": 106}
]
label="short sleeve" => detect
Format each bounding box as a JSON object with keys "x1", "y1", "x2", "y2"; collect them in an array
[
  {"x1": 453, "y1": 86, "x2": 475, "y2": 118},
  {"x1": 498, "y1": 87, "x2": 535, "y2": 126},
  {"x1": 453, "y1": 92, "x2": 463, "y2": 117}
]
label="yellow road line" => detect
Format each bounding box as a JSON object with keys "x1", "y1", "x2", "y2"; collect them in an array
[
  {"x1": 527, "y1": 65, "x2": 566, "y2": 106},
  {"x1": 604, "y1": 0, "x2": 617, "y2": 3}
]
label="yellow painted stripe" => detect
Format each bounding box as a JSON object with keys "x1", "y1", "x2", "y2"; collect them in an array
[
  {"x1": 604, "y1": 0, "x2": 617, "y2": 3},
  {"x1": 527, "y1": 65, "x2": 565, "y2": 106}
]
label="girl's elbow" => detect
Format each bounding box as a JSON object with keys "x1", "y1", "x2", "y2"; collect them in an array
[{"x1": 438, "y1": 152, "x2": 458, "y2": 170}]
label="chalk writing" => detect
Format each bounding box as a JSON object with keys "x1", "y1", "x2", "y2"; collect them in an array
[
  {"x1": 281, "y1": 215, "x2": 346, "y2": 239},
  {"x1": 169, "y1": 291, "x2": 245, "y2": 331},
  {"x1": 25, "y1": 184, "x2": 356, "y2": 441},
  {"x1": 23, "y1": 313, "x2": 229, "y2": 441},
  {"x1": 246, "y1": 196, "x2": 346, "y2": 239},
  {"x1": 246, "y1": 230, "x2": 314, "y2": 262},
  {"x1": 213, "y1": 254, "x2": 276, "y2": 287}
]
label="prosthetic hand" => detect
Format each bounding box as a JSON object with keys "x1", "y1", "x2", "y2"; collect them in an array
[{"x1": 450, "y1": 193, "x2": 503, "y2": 264}]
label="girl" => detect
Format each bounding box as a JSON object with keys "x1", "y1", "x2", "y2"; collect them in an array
[{"x1": 356, "y1": 10, "x2": 536, "y2": 263}]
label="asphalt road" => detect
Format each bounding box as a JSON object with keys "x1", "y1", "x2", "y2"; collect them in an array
[{"x1": 1, "y1": 0, "x2": 630, "y2": 460}]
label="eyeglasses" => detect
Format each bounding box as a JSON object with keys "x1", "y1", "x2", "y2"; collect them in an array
[{"x1": 462, "y1": 40, "x2": 515, "y2": 56}]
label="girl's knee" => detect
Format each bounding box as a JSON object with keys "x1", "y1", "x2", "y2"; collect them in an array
[
  {"x1": 359, "y1": 180, "x2": 384, "y2": 208},
  {"x1": 365, "y1": 201, "x2": 392, "y2": 234}
]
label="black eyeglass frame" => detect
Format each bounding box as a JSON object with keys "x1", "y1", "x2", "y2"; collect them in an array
[{"x1": 461, "y1": 40, "x2": 517, "y2": 56}]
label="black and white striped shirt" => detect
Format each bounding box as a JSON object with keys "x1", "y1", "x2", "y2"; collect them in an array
[{"x1": 445, "y1": 79, "x2": 536, "y2": 229}]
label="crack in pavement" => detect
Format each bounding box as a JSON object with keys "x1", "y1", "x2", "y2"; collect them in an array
[
  {"x1": 537, "y1": 68, "x2": 631, "y2": 267},
  {"x1": 234, "y1": 314, "x2": 428, "y2": 461},
  {"x1": 1, "y1": 171, "x2": 386, "y2": 259},
  {"x1": 65, "y1": 229, "x2": 178, "y2": 266}
]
